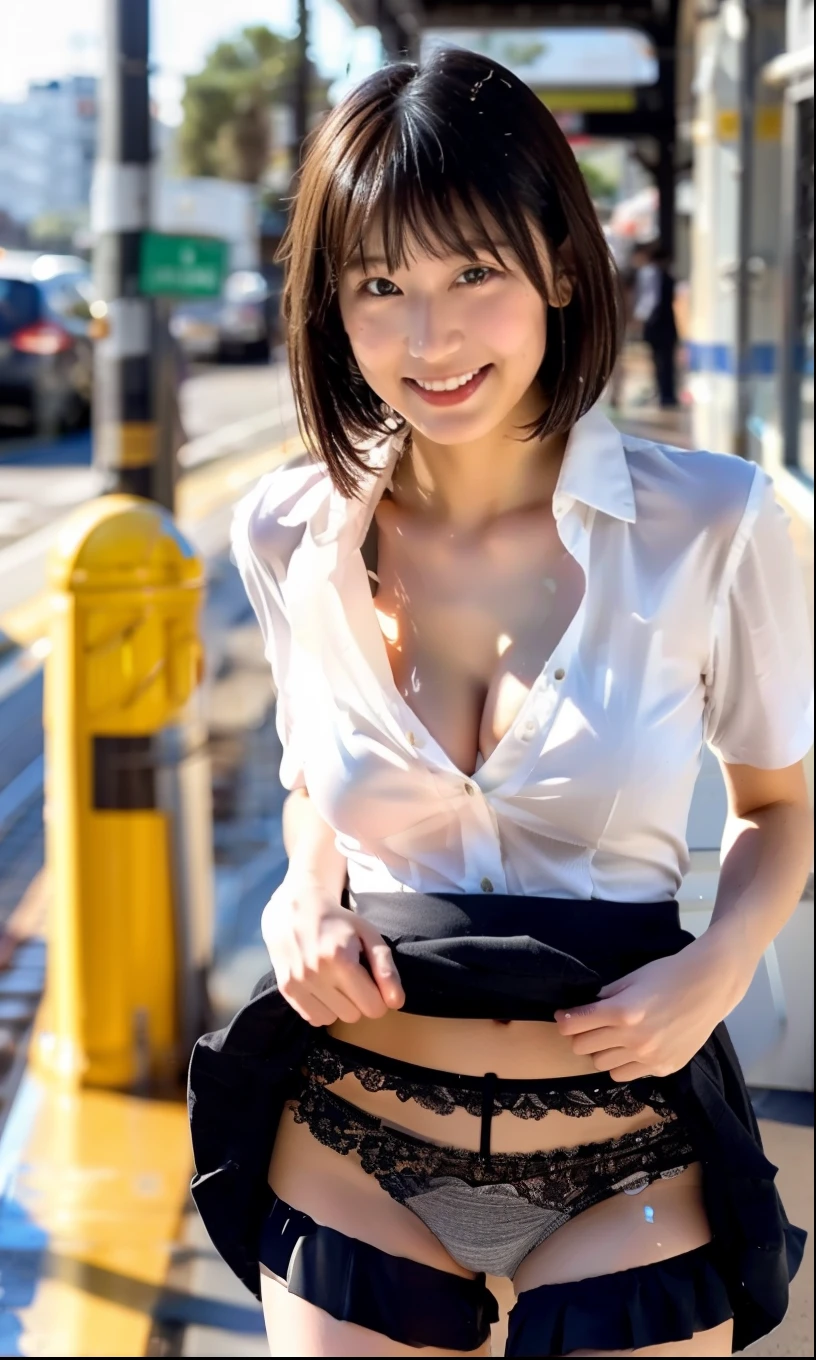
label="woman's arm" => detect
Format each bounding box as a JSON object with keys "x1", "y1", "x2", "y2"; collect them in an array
[
  {"x1": 698, "y1": 759, "x2": 813, "y2": 995},
  {"x1": 282, "y1": 788, "x2": 349, "y2": 900},
  {"x1": 265, "y1": 789, "x2": 404, "y2": 1025},
  {"x1": 555, "y1": 759, "x2": 813, "y2": 1079}
]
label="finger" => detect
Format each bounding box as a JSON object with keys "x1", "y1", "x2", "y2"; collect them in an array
[
  {"x1": 281, "y1": 980, "x2": 338, "y2": 1027},
  {"x1": 309, "y1": 981, "x2": 362, "y2": 1025},
  {"x1": 570, "y1": 1027, "x2": 626, "y2": 1057},
  {"x1": 357, "y1": 929, "x2": 405, "y2": 1009},
  {"x1": 554, "y1": 1001, "x2": 622, "y2": 1034},
  {"x1": 609, "y1": 1062, "x2": 652, "y2": 1083},
  {"x1": 588, "y1": 1047, "x2": 633, "y2": 1072},
  {"x1": 330, "y1": 961, "x2": 390, "y2": 1021},
  {"x1": 596, "y1": 976, "x2": 632, "y2": 999}
]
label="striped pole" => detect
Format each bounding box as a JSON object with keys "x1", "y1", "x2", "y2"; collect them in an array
[{"x1": 91, "y1": 0, "x2": 155, "y2": 498}]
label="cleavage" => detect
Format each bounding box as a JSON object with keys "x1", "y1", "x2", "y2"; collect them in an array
[{"x1": 363, "y1": 501, "x2": 585, "y2": 777}]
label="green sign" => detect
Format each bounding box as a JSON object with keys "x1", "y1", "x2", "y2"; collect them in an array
[{"x1": 139, "y1": 233, "x2": 227, "y2": 298}]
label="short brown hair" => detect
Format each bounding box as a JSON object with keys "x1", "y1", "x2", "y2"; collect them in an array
[{"x1": 279, "y1": 48, "x2": 621, "y2": 497}]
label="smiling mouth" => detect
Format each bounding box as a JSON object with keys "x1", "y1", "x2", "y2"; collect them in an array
[{"x1": 404, "y1": 364, "x2": 492, "y2": 406}]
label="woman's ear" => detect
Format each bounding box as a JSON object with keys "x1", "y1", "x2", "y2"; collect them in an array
[
  {"x1": 549, "y1": 237, "x2": 576, "y2": 308},
  {"x1": 551, "y1": 273, "x2": 574, "y2": 308}
]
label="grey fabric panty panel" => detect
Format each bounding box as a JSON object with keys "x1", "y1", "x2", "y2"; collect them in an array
[
  {"x1": 404, "y1": 1171, "x2": 688, "y2": 1277},
  {"x1": 291, "y1": 1077, "x2": 694, "y2": 1277}
]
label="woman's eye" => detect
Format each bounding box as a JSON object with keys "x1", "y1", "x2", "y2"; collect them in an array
[
  {"x1": 361, "y1": 278, "x2": 400, "y2": 297},
  {"x1": 458, "y1": 266, "x2": 497, "y2": 287}
]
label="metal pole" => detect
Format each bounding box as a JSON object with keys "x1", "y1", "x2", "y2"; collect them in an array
[
  {"x1": 92, "y1": 0, "x2": 155, "y2": 498},
  {"x1": 294, "y1": 0, "x2": 310, "y2": 161},
  {"x1": 734, "y1": 0, "x2": 757, "y2": 458}
]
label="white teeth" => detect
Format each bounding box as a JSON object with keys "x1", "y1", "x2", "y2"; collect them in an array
[{"x1": 413, "y1": 368, "x2": 480, "y2": 392}]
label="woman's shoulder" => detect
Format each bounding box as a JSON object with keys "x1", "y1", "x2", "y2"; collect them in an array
[
  {"x1": 231, "y1": 452, "x2": 333, "y2": 580},
  {"x1": 623, "y1": 432, "x2": 766, "y2": 546}
]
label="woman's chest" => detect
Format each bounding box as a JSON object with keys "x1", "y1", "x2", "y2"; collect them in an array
[
  {"x1": 291, "y1": 504, "x2": 713, "y2": 842},
  {"x1": 372, "y1": 503, "x2": 585, "y2": 774}
]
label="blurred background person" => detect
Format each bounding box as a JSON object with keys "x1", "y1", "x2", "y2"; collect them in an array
[{"x1": 632, "y1": 239, "x2": 679, "y2": 409}]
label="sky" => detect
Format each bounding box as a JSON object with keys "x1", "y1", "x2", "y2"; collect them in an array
[{"x1": 0, "y1": 0, "x2": 383, "y2": 123}]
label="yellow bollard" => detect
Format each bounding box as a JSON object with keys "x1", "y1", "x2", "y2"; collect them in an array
[{"x1": 34, "y1": 495, "x2": 205, "y2": 1089}]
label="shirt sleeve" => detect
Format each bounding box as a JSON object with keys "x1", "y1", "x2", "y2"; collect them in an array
[
  {"x1": 230, "y1": 481, "x2": 306, "y2": 792},
  {"x1": 704, "y1": 468, "x2": 814, "y2": 768}
]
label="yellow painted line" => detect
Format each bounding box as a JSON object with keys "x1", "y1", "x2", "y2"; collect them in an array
[
  {"x1": 9, "y1": 1076, "x2": 190, "y2": 1357},
  {"x1": 96, "y1": 421, "x2": 158, "y2": 468},
  {"x1": 0, "y1": 433, "x2": 305, "y2": 652},
  {"x1": 176, "y1": 432, "x2": 304, "y2": 524}
]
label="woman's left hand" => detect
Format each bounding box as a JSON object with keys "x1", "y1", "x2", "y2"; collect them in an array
[{"x1": 553, "y1": 934, "x2": 755, "y2": 1082}]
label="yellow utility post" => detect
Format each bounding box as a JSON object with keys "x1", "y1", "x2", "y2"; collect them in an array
[{"x1": 35, "y1": 495, "x2": 205, "y2": 1089}]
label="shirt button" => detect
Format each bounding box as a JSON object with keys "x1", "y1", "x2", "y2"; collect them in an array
[
  {"x1": 480, "y1": 877, "x2": 494, "y2": 893},
  {"x1": 464, "y1": 782, "x2": 476, "y2": 796},
  {"x1": 406, "y1": 730, "x2": 422, "y2": 747},
  {"x1": 554, "y1": 668, "x2": 566, "y2": 682},
  {"x1": 516, "y1": 717, "x2": 538, "y2": 741}
]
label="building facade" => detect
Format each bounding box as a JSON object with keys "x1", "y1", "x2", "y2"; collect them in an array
[{"x1": 0, "y1": 77, "x2": 98, "y2": 228}]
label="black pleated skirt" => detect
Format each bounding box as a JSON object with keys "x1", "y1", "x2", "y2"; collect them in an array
[{"x1": 188, "y1": 892, "x2": 806, "y2": 1353}]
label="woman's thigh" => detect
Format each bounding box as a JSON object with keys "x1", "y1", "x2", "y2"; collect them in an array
[
  {"x1": 261, "y1": 1105, "x2": 492, "y2": 1358},
  {"x1": 511, "y1": 1163, "x2": 733, "y2": 1358}
]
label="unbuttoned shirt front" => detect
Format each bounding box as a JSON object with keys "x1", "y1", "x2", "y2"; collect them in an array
[{"x1": 232, "y1": 406, "x2": 813, "y2": 903}]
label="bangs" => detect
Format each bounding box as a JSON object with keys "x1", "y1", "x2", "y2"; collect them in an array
[
  {"x1": 337, "y1": 134, "x2": 540, "y2": 285},
  {"x1": 325, "y1": 75, "x2": 568, "y2": 297}
]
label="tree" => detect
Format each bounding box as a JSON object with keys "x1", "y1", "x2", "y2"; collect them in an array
[
  {"x1": 476, "y1": 33, "x2": 549, "y2": 70},
  {"x1": 178, "y1": 25, "x2": 329, "y2": 184},
  {"x1": 576, "y1": 158, "x2": 618, "y2": 205}
]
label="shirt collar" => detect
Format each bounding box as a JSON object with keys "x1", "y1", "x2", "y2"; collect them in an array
[
  {"x1": 554, "y1": 404, "x2": 637, "y2": 524},
  {"x1": 315, "y1": 403, "x2": 635, "y2": 548},
  {"x1": 314, "y1": 430, "x2": 405, "y2": 547}
]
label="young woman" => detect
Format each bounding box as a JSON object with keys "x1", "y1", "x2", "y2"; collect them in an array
[{"x1": 189, "y1": 49, "x2": 813, "y2": 1358}]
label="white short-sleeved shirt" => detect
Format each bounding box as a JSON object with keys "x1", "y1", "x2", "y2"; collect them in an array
[{"x1": 232, "y1": 405, "x2": 813, "y2": 903}]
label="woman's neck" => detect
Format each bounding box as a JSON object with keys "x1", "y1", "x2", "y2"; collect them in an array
[{"x1": 392, "y1": 392, "x2": 568, "y2": 533}]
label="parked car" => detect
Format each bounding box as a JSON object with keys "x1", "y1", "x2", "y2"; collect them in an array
[
  {"x1": 0, "y1": 250, "x2": 98, "y2": 435},
  {"x1": 168, "y1": 296, "x2": 223, "y2": 363},
  {"x1": 170, "y1": 269, "x2": 280, "y2": 363},
  {"x1": 218, "y1": 269, "x2": 275, "y2": 360}
]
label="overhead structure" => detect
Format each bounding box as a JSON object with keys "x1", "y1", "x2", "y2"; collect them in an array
[{"x1": 334, "y1": 0, "x2": 682, "y2": 254}]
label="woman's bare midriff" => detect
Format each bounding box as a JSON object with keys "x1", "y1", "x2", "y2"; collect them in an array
[
  {"x1": 329, "y1": 1009, "x2": 600, "y2": 1078},
  {"x1": 322, "y1": 1010, "x2": 668, "y2": 1154}
]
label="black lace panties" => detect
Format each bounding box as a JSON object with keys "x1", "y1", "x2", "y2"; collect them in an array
[{"x1": 290, "y1": 1042, "x2": 695, "y2": 1277}]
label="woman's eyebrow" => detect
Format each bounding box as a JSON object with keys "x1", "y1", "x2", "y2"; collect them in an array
[{"x1": 344, "y1": 240, "x2": 513, "y2": 272}]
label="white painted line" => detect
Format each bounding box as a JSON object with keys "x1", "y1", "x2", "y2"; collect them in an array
[
  {"x1": 0, "y1": 756, "x2": 44, "y2": 835},
  {"x1": 0, "y1": 519, "x2": 60, "y2": 616},
  {"x1": 178, "y1": 409, "x2": 295, "y2": 469},
  {"x1": 0, "y1": 1072, "x2": 42, "y2": 1200}
]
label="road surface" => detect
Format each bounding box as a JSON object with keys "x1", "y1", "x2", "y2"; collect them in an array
[{"x1": 0, "y1": 356, "x2": 295, "y2": 555}]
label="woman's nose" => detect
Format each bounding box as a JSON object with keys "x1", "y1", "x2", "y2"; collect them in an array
[{"x1": 406, "y1": 298, "x2": 463, "y2": 361}]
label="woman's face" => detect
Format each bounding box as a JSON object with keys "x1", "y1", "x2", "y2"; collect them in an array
[{"x1": 338, "y1": 218, "x2": 561, "y2": 445}]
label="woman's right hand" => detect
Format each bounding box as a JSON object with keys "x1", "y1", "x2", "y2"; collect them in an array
[{"x1": 261, "y1": 874, "x2": 405, "y2": 1026}]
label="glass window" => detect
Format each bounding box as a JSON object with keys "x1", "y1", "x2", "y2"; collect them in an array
[{"x1": 44, "y1": 274, "x2": 93, "y2": 325}]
